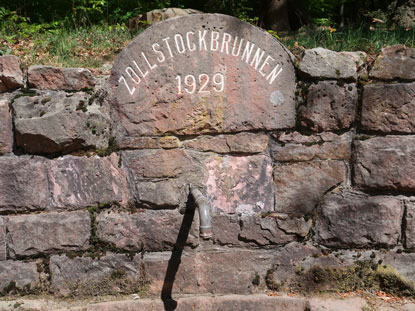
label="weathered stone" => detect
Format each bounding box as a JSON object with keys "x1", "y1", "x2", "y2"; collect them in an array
[
  {"x1": 145, "y1": 8, "x2": 203, "y2": 24},
  {"x1": 0, "y1": 156, "x2": 49, "y2": 212},
  {"x1": 239, "y1": 215, "x2": 295, "y2": 246},
  {"x1": 298, "y1": 48, "x2": 366, "y2": 80},
  {"x1": 0, "y1": 217, "x2": 5, "y2": 261},
  {"x1": 117, "y1": 136, "x2": 181, "y2": 150},
  {"x1": 50, "y1": 253, "x2": 141, "y2": 296},
  {"x1": 13, "y1": 90, "x2": 110, "y2": 154},
  {"x1": 362, "y1": 83, "x2": 415, "y2": 133},
  {"x1": 184, "y1": 132, "x2": 268, "y2": 154},
  {"x1": 381, "y1": 251, "x2": 415, "y2": 284},
  {"x1": 122, "y1": 149, "x2": 204, "y2": 209},
  {"x1": 0, "y1": 261, "x2": 40, "y2": 293},
  {"x1": 370, "y1": 45, "x2": 415, "y2": 80},
  {"x1": 354, "y1": 136, "x2": 415, "y2": 191},
  {"x1": 28, "y1": 66, "x2": 95, "y2": 91},
  {"x1": 271, "y1": 131, "x2": 352, "y2": 162},
  {"x1": 63, "y1": 295, "x2": 310, "y2": 311},
  {"x1": 96, "y1": 210, "x2": 198, "y2": 251},
  {"x1": 0, "y1": 55, "x2": 23, "y2": 92},
  {"x1": 405, "y1": 199, "x2": 415, "y2": 249},
  {"x1": 212, "y1": 215, "x2": 241, "y2": 246},
  {"x1": 48, "y1": 154, "x2": 131, "y2": 208},
  {"x1": 275, "y1": 213, "x2": 313, "y2": 237},
  {"x1": 317, "y1": 191, "x2": 404, "y2": 248},
  {"x1": 205, "y1": 155, "x2": 274, "y2": 214},
  {"x1": 269, "y1": 242, "x2": 321, "y2": 290},
  {"x1": 274, "y1": 160, "x2": 346, "y2": 215},
  {"x1": 0, "y1": 94, "x2": 13, "y2": 154},
  {"x1": 110, "y1": 14, "x2": 296, "y2": 140},
  {"x1": 144, "y1": 249, "x2": 274, "y2": 295},
  {"x1": 299, "y1": 81, "x2": 358, "y2": 132},
  {"x1": 122, "y1": 149, "x2": 195, "y2": 179},
  {"x1": 7, "y1": 211, "x2": 90, "y2": 258}
]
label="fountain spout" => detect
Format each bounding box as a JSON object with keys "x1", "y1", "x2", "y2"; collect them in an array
[{"x1": 189, "y1": 185, "x2": 212, "y2": 240}]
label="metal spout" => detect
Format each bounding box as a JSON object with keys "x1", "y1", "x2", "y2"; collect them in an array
[{"x1": 190, "y1": 185, "x2": 212, "y2": 240}]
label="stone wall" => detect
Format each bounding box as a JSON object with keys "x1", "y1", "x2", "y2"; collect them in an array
[{"x1": 1, "y1": 44, "x2": 415, "y2": 298}]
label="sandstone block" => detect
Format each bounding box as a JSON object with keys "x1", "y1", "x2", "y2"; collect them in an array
[
  {"x1": 184, "y1": 132, "x2": 268, "y2": 154},
  {"x1": 0, "y1": 156, "x2": 49, "y2": 212},
  {"x1": 271, "y1": 132, "x2": 352, "y2": 162},
  {"x1": 0, "y1": 261, "x2": 40, "y2": 294},
  {"x1": 122, "y1": 149, "x2": 203, "y2": 208},
  {"x1": 28, "y1": 66, "x2": 95, "y2": 91},
  {"x1": 0, "y1": 217, "x2": 5, "y2": 261},
  {"x1": 0, "y1": 94, "x2": 12, "y2": 154},
  {"x1": 205, "y1": 155, "x2": 274, "y2": 214},
  {"x1": 96, "y1": 210, "x2": 198, "y2": 251},
  {"x1": 0, "y1": 55, "x2": 23, "y2": 92},
  {"x1": 13, "y1": 90, "x2": 110, "y2": 154},
  {"x1": 239, "y1": 215, "x2": 295, "y2": 246},
  {"x1": 110, "y1": 14, "x2": 296, "y2": 140},
  {"x1": 117, "y1": 136, "x2": 181, "y2": 150},
  {"x1": 370, "y1": 45, "x2": 415, "y2": 80},
  {"x1": 7, "y1": 211, "x2": 90, "y2": 257},
  {"x1": 298, "y1": 48, "x2": 366, "y2": 80},
  {"x1": 50, "y1": 253, "x2": 141, "y2": 297},
  {"x1": 212, "y1": 215, "x2": 242, "y2": 246},
  {"x1": 144, "y1": 249, "x2": 274, "y2": 295},
  {"x1": 362, "y1": 83, "x2": 415, "y2": 133},
  {"x1": 317, "y1": 192, "x2": 404, "y2": 248},
  {"x1": 405, "y1": 199, "x2": 415, "y2": 249},
  {"x1": 274, "y1": 160, "x2": 346, "y2": 215},
  {"x1": 48, "y1": 154, "x2": 131, "y2": 208},
  {"x1": 354, "y1": 136, "x2": 415, "y2": 191},
  {"x1": 275, "y1": 213, "x2": 313, "y2": 238},
  {"x1": 299, "y1": 81, "x2": 358, "y2": 132}
]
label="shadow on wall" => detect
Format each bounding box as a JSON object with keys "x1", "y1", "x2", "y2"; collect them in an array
[{"x1": 161, "y1": 193, "x2": 196, "y2": 311}]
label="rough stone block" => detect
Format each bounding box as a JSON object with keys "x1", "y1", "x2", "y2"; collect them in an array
[
  {"x1": 205, "y1": 155, "x2": 274, "y2": 214},
  {"x1": 50, "y1": 253, "x2": 141, "y2": 297},
  {"x1": 212, "y1": 215, "x2": 242, "y2": 246},
  {"x1": 406, "y1": 199, "x2": 415, "y2": 249},
  {"x1": 7, "y1": 211, "x2": 90, "y2": 258},
  {"x1": 0, "y1": 261, "x2": 40, "y2": 293},
  {"x1": 48, "y1": 154, "x2": 131, "y2": 208},
  {"x1": 317, "y1": 191, "x2": 404, "y2": 248},
  {"x1": 298, "y1": 48, "x2": 366, "y2": 80},
  {"x1": 96, "y1": 210, "x2": 198, "y2": 251},
  {"x1": 274, "y1": 160, "x2": 346, "y2": 215},
  {"x1": 122, "y1": 149, "x2": 204, "y2": 209},
  {"x1": 0, "y1": 55, "x2": 24, "y2": 92},
  {"x1": 0, "y1": 94, "x2": 12, "y2": 154},
  {"x1": 362, "y1": 83, "x2": 415, "y2": 133},
  {"x1": 28, "y1": 66, "x2": 95, "y2": 91},
  {"x1": 184, "y1": 132, "x2": 268, "y2": 154},
  {"x1": 143, "y1": 249, "x2": 274, "y2": 296},
  {"x1": 110, "y1": 14, "x2": 296, "y2": 139},
  {"x1": 0, "y1": 156, "x2": 49, "y2": 212},
  {"x1": 354, "y1": 136, "x2": 415, "y2": 191},
  {"x1": 239, "y1": 215, "x2": 295, "y2": 246},
  {"x1": 275, "y1": 213, "x2": 313, "y2": 238},
  {"x1": 299, "y1": 81, "x2": 358, "y2": 132},
  {"x1": 13, "y1": 90, "x2": 110, "y2": 154},
  {"x1": 271, "y1": 132, "x2": 352, "y2": 162},
  {"x1": 117, "y1": 136, "x2": 181, "y2": 150},
  {"x1": 122, "y1": 149, "x2": 196, "y2": 179},
  {"x1": 0, "y1": 217, "x2": 5, "y2": 261},
  {"x1": 370, "y1": 45, "x2": 415, "y2": 80}
]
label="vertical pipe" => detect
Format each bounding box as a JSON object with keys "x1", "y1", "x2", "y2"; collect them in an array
[{"x1": 190, "y1": 185, "x2": 212, "y2": 240}]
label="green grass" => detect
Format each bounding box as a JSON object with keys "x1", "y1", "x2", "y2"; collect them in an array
[
  {"x1": 280, "y1": 24, "x2": 415, "y2": 54},
  {"x1": 2, "y1": 21, "x2": 415, "y2": 69},
  {"x1": 1, "y1": 24, "x2": 135, "y2": 69}
]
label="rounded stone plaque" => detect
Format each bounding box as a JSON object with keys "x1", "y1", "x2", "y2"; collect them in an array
[{"x1": 109, "y1": 14, "x2": 296, "y2": 139}]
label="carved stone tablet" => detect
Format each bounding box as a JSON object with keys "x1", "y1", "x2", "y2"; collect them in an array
[{"x1": 110, "y1": 14, "x2": 296, "y2": 140}]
